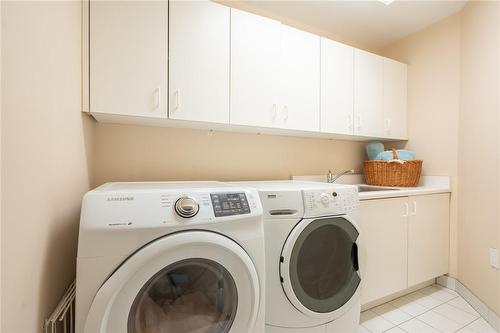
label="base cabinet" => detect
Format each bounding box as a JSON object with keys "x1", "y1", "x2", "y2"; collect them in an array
[
  {"x1": 359, "y1": 197, "x2": 408, "y2": 305},
  {"x1": 358, "y1": 193, "x2": 450, "y2": 306},
  {"x1": 408, "y1": 194, "x2": 450, "y2": 286}
]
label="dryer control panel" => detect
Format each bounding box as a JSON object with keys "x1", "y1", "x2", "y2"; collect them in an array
[
  {"x1": 81, "y1": 183, "x2": 262, "y2": 232},
  {"x1": 302, "y1": 186, "x2": 359, "y2": 218},
  {"x1": 164, "y1": 191, "x2": 258, "y2": 222},
  {"x1": 78, "y1": 182, "x2": 264, "y2": 258},
  {"x1": 211, "y1": 192, "x2": 251, "y2": 217}
]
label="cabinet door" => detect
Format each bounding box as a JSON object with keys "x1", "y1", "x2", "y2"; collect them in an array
[
  {"x1": 359, "y1": 198, "x2": 408, "y2": 305},
  {"x1": 408, "y1": 194, "x2": 450, "y2": 286},
  {"x1": 383, "y1": 58, "x2": 408, "y2": 139},
  {"x1": 169, "y1": 1, "x2": 229, "y2": 124},
  {"x1": 320, "y1": 38, "x2": 354, "y2": 135},
  {"x1": 90, "y1": 1, "x2": 167, "y2": 117},
  {"x1": 354, "y1": 49, "x2": 383, "y2": 137},
  {"x1": 279, "y1": 25, "x2": 320, "y2": 131},
  {"x1": 230, "y1": 9, "x2": 281, "y2": 128}
]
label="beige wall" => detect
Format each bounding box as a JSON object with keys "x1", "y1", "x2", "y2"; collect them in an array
[
  {"x1": 382, "y1": 14, "x2": 461, "y2": 277},
  {"x1": 1, "y1": 2, "x2": 94, "y2": 332},
  {"x1": 458, "y1": 0, "x2": 500, "y2": 316},
  {"x1": 0, "y1": 1, "x2": 2, "y2": 329},
  {"x1": 93, "y1": 123, "x2": 366, "y2": 186},
  {"x1": 383, "y1": 1, "x2": 500, "y2": 316}
]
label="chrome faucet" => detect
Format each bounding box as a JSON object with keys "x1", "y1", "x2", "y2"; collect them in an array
[{"x1": 327, "y1": 169, "x2": 355, "y2": 183}]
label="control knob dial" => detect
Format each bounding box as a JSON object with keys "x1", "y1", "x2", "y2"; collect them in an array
[
  {"x1": 320, "y1": 193, "x2": 330, "y2": 206},
  {"x1": 174, "y1": 196, "x2": 199, "y2": 218}
]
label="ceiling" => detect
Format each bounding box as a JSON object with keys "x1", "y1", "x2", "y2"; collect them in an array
[{"x1": 237, "y1": 0, "x2": 467, "y2": 50}]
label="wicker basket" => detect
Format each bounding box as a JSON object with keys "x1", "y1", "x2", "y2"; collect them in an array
[{"x1": 364, "y1": 149, "x2": 423, "y2": 187}]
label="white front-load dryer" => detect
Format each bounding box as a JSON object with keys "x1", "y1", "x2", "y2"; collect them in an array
[
  {"x1": 76, "y1": 182, "x2": 265, "y2": 333},
  {"x1": 234, "y1": 181, "x2": 361, "y2": 333}
]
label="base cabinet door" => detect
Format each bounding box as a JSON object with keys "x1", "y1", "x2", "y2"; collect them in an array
[
  {"x1": 169, "y1": 0, "x2": 230, "y2": 124},
  {"x1": 359, "y1": 198, "x2": 408, "y2": 305},
  {"x1": 90, "y1": 1, "x2": 168, "y2": 117},
  {"x1": 408, "y1": 194, "x2": 450, "y2": 286}
]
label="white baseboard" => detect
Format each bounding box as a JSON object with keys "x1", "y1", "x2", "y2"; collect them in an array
[
  {"x1": 436, "y1": 275, "x2": 456, "y2": 290},
  {"x1": 437, "y1": 275, "x2": 500, "y2": 332},
  {"x1": 361, "y1": 279, "x2": 435, "y2": 311}
]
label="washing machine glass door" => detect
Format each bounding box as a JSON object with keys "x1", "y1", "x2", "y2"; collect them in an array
[
  {"x1": 128, "y1": 258, "x2": 237, "y2": 333},
  {"x1": 84, "y1": 231, "x2": 260, "y2": 333},
  {"x1": 280, "y1": 216, "x2": 360, "y2": 319}
]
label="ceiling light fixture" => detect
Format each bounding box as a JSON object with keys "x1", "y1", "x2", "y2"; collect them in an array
[{"x1": 378, "y1": 0, "x2": 396, "y2": 5}]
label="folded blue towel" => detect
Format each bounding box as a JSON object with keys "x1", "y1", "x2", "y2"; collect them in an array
[
  {"x1": 366, "y1": 142, "x2": 385, "y2": 160},
  {"x1": 376, "y1": 150, "x2": 416, "y2": 161}
]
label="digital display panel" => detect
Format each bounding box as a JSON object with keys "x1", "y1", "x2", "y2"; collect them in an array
[{"x1": 210, "y1": 192, "x2": 251, "y2": 217}]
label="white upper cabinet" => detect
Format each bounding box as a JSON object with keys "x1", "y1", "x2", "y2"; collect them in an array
[
  {"x1": 230, "y1": 9, "x2": 282, "y2": 128},
  {"x1": 383, "y1": 58, "x2": 408, "y2": 139},
  {"x1": 169, "y1": 1, "x2": 230, "y2": 124},
  {"x1": 231, "y1": 11, "x2": 320, "y2": 131},
  {"x1": 88, "y1": 6, "x2": 407, "y2": 140},
  {"x1": 354, "y1": 49, "x2": 384, "y2": 137},
  {"x1": 90, "y1": 1, "x2": 168, "y2": 117},
  {"x1": 320, "y1": 38, "x2": 354, "y2": 135},
  {"x1": 279, "y1": 26, "x2": 320, "y2": 132}
]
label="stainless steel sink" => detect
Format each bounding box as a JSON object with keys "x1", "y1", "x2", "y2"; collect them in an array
[{"x1": 357, "y1": 185, "x2": 400, "y2": 192}]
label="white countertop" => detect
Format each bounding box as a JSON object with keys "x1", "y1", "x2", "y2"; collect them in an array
[{"x1": 292, "y1": 175, "x2": 451, "y2": 201}]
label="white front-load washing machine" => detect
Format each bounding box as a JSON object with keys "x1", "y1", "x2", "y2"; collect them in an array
[
  {"x1": 76, "y1": 181, "x2": 265, "y2": 333},
  {"x1": 234, "y1": 181, "x2": 361, "y2": 333}
]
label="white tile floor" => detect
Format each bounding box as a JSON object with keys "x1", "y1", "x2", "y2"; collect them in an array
[{"x1": 359, "y1": 284, "x2": 498, "y2": 333}]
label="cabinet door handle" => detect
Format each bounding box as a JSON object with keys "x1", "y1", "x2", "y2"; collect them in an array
[
  {"x1": 411, "y1": 201, "x2": 417, "y2": 216},
  {"x1": 348, "y1": 114, "x2": 353, "y2": 131},
  {"x1": 403, "y1": 202, "x2": 409, "y2": 217},
  {"x1": 283, "y1": 105, "x2": 289, "y2": 122},
  {"x1": 385, "y1": 118, "x2": 391, "y2": 134},
  {"x1": 272, "y1": 104, "x2": 278, "y2": 120},
  {"x1": 173, "y1": 89, "x2": 180, "y2": 111},
  {"x1": 154, "y1": 87, "x2": 161, "y2": 110},
  {"x1": 356, "y1": 115, "x2": 362, "y2": 131}
]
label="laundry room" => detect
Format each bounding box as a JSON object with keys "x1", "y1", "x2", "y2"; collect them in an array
[{"x1": 1, "y1": 1, "x2": 499, "y2": 333}]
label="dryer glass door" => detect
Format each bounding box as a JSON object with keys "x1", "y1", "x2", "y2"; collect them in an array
[
  {"x1": 128, "y1": 258, "x2": 237, "y2": 333},
  {"x1": 281, "y1": 216, "x2": 360, "y2": 316},
  {"x1": 84, "y1": 231, "x2": 260, "y2": 333}
]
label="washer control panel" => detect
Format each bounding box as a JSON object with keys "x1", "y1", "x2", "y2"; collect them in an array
[
  {"x1": 210, "y1": 192, "x2": 250, "y2": 217},
  {"x1": 303, "y1": 186, "x2": 359, "y2": 217}
]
